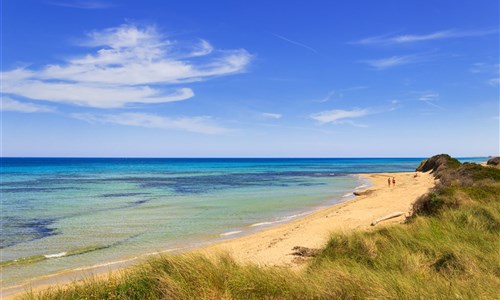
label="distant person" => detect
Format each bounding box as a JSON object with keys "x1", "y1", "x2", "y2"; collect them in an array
[
  {"x1": 414, "y1": 172, "x2": 418, "y2": 178},
  {"x1": 388, "y1": 178, "x2": 391, "y2": 187},
  {"x1": 392, "y1": 177, "x2": 396, "y2": 187}
]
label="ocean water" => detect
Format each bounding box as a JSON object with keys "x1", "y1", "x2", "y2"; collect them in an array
[{"x1": 0, "y1": 157, "x2": 485, "y2": 287}]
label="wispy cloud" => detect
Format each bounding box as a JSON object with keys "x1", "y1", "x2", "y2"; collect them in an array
[
  {"x1": 46, "y1": 0, "x2": 116, "y2": 9},
  {"x1": 471, "y1": 63, "x2": 500, "y2": 86},
  {"x1": 310, "y1": 108, "x2": 370, "y2": 124},
  {"x1": 310, "y1": 101, "x2": 400, "y2": 126},
  {"x1": 488, "y1": 78, "x2": 500, "y2": 86},
  {"x1": 315, "y1": 86, "x2": 368, "y2": 103},
  {"x1": 317, "y1": 91, "x2": 336, "y2": 103},
  {"x1": 2, "y1": 24, "x2": 252, "y2": 108},
  {"x1": 261, "y1": 112, "x2": 282, "y2": 119},
  {"x1": 418, "y1": 93, "x2": 439, "y2": 102},
  {"x1": 271, "y1": 33, "x2": 318, "y2": 54},
  {"x1": 1, "y1": 96, "x2": 55, "y2": 113},
  {"x1": 416, "y1": 92, "x2": 444, "y2": 110},
  {"x1": 353, "y1": 28, "x2": 497, "y2": 45},
  {"x1": 361, "y1": 54, "x2": 426, "y2": 69},
  {"x1": 72, "y1": 112, "x2": 230, "y2": 134},
  {"x1": 470, "y1": 62, "x2": 499, "y2": 74}
]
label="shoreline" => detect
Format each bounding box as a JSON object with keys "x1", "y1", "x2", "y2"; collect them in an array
[
  {"x1": 1, "y1": 171, "x2": 435, "y2": 298},
  {"x1": 196, "y1": 171, "x2": 435, "y2": 267}
]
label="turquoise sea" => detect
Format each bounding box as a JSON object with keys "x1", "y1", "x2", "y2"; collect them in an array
[{"x1": 0, "y1": 157, "x2": 486, "y2": 288}]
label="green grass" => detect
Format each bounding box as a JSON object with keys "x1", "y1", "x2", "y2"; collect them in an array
[{"x1": 22, "y1": 156, "x2": 500, "y2": 299}]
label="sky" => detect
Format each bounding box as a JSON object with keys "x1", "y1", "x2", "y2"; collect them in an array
[{"x1": 1, "y1": 0, "x2": 499, "y2": 157}]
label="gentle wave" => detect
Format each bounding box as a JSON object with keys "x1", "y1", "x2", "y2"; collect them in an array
[
  {"x1": 220, "y1": 230, "x2": 243, "y2": 236},
  {"x1": 72, "y1": 248, "x2": 181, "y2": 272},
  {"x1": 44, "y1": 252, "x2": 67, "y2": 259},
  {"x1": 249, "y1": 212, "x2": 309, "y2": 228},
  {"x1": 250, "y1": 221, "x2": 274, "y2": 227}
]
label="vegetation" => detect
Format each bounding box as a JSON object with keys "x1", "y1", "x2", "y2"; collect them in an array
[
  {"x1": 486, "y1": 156, "x2": 500, "y2": 167},
  {"x1": 2, "y1": 245, "x2": 107, "y2": 268},
  {"x1": 23, "y1": 155, "x2": 500, "y2": 299}
]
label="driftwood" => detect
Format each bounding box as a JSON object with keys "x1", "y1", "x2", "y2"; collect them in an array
[
  {"x1": 291, "y1": 246, "x2": 320, "y2": 257},
  {"x1": 370, "y1": 211, "x2": 405, "y2": 226},
  {"x1": 353, "y1": 189, "x2": 374, "y2": 196}
]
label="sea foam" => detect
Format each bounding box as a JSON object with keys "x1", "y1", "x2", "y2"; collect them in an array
[{"x1": 44, "y1": 252, "x2": 67, "y2": 259}]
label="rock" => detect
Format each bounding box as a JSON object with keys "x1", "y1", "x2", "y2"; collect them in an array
[{"x1": 486, "y1": 157, "x2": 500, "y2": 166}]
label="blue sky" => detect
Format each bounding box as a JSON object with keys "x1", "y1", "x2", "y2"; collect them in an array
[{"x1": 2, "y1": 0, "x2": 499, "y2": 157}]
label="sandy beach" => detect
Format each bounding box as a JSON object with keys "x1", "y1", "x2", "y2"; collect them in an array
[
  {"x1": 2, "y1": 171, "x2": 435, "y2": 299},
  {"x1": 198, "y1": 171, "x2": 435, "y2": 267}
]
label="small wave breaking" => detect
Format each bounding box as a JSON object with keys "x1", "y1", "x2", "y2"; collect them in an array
[
  {"x1": 44, "y1": 252, "x2": 67, "y2": 259},
  {"x1": 249, "y1": 212, "x2": 309, "y2": 228},
  {"x1": 220, "y1": 230, "x2": 243, "y2": 236}
]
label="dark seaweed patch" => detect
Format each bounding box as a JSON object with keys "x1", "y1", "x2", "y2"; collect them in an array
[
  {"x1": 1, "y1": 217, "x2": 59, "y2": 248},
  {"x1": 0, "y1": 187, "x2": 77, "y2": 193},
  {"x1": 130, "y1": 199, "x2": 148, "y2": 205},
  {"x1": 98, "y1": 171, "x2": 342, "y2": 195},
  {"x1": 100, "y1": 192, "x2": 150, "y2": 198},
  {"x1": 297, "y1": 183, "x2": 327, "y2": 187}
]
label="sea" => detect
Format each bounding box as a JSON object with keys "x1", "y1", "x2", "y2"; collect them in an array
[{"x1": 0, "y1": 157, "x2": 486, "y2": 288}]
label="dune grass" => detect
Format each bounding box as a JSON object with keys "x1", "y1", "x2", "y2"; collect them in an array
[{"x1": 23, "y1": 157, "x2": 500, "y2": 299}]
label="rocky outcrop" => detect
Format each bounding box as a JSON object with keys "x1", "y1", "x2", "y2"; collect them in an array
[
  {"x1": 416, "y1": 154, "x2": 461, "y2": 178},
  {"x1": 486, "y1": 157, "x2": 500, "y2": 166}
]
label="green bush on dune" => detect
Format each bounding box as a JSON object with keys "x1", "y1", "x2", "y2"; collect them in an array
[{"x1": 25, "y1": 155, "x2": 500, "y2": 300}]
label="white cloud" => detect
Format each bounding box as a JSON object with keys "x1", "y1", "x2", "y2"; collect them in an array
[
  {"x1": 354, "y1": 28, "x2": 497, "y2": 45},
  {"x1": 72, "y1": 112, "x2": 230, "y2": 134},
  {"x1": 416, "y1": 92, "x2": 444, "y2": 110},
  {"x1": 2, "y1": 96, "x2": 55, "y2": 113},
  {"x1": 2, "y1": 24, "x2": 252, "y2": 108},
  {"x1": 4, "y1": 81, "x2": 194, "y2": 108},
  {"x1": 361, "y1": 54, "x2": 424, "y2": 69},
  {"x1": 261, "y1": 112, "x2": 282, "y2": 119},
  {"x1": 310, "y1": 108, "x2": 370, "y2": 124},
  {"x1": 418, "y1": 93, "x2": 439, "y2": 102}
]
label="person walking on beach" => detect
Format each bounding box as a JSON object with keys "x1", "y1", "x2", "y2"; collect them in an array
[
  {"x1": 388, "y1": 177, "x2": 391, "y2": 187},
  {"x1": 392, "y1": 177, "x2": 396, "y2": 187}
]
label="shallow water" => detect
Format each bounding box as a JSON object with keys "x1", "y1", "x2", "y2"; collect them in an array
[{"x1": 0, "y1": 157, "x2": 485, "y2": 287}]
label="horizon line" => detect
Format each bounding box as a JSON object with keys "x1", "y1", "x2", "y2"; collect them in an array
[{"x1": 0, "y1": 155, "x2": 490, "y2": 159}]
